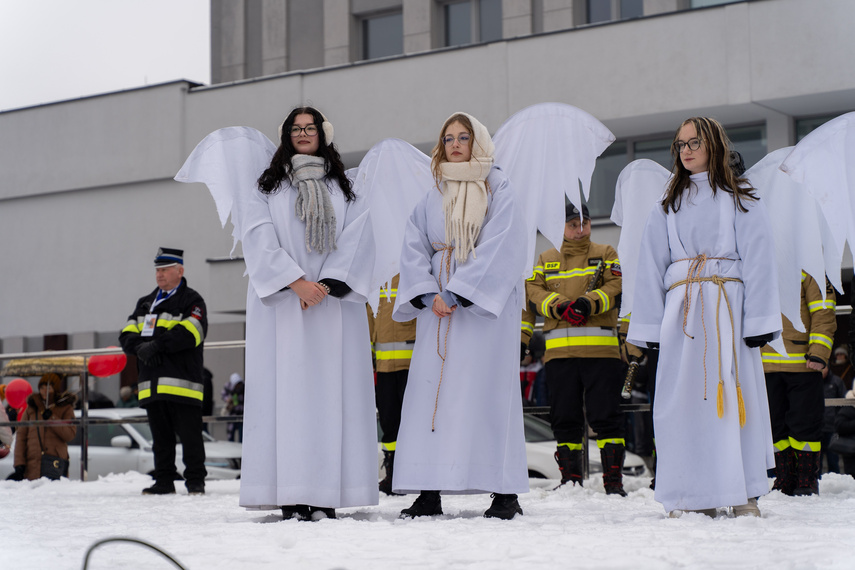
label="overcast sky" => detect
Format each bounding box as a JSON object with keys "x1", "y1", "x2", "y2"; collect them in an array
[{"x1": 0, "y1": 0, "x2": 210, "y2": 112}]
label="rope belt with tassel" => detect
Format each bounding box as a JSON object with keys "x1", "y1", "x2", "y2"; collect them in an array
[
  {"x1": 668, "y1": 254, "x2": 746, "y2": 428},
  {"x1": 430, "y1": 242, "x2": 455, "y2": 432}
]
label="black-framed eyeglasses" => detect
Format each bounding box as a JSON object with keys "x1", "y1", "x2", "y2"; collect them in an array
[
  {"x1": 290, "y1": 125, "x2": 319, "y2": 137},
  {"x1": 442, "y1": 133, "x2": 471, "y2": 146},
  {"x1": 673, "y1": 138, "x2": 702, "y2": 153}
]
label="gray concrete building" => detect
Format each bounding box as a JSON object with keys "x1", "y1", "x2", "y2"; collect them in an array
[{"x1": 1, "y1": 0, "x2": 853, "y2": 422}]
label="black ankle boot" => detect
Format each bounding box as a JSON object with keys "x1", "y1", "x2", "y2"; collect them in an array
[
  {"x1": 600, "y1": 443, "x2": 627, "y2": 497},
  {"x1": 484, "y1": 493, "x2": 523, "y2": 520},
  {"x1": 554, "y1": 445, "x2": 584, "y2": 488},
  {"x1": 281, "y1": 504, "x2": 312, "y2": 521},
  {"x1": 400, "y1": 490, "x2": 442, "y2": 518}
]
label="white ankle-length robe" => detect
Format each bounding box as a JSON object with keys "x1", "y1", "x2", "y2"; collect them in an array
[
  {"x1": 628, "y1": 173, "x2": 781, "y2": 513},
  {"x1": 237, "y1": 177, "x2": 378, "y2": 510},
  {"x1": 391, "y1": 166, "x2": 529, "y2": 495}
]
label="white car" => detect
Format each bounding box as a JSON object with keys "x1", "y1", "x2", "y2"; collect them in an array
[
  {"x1": 0, "y1": 408, "x2": 241, "y2": 481},
  {"x1": 378, "y1": 414, "x2": 650, "y2": 482}
]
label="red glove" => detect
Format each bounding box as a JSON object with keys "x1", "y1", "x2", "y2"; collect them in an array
[{"x1": 558, "y1": 298, "x2": 590, "y2": 326}]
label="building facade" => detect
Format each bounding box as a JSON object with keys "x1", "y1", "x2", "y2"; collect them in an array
[{"x1": 1, "y1": 0, "x2": 853, "y2": 412}]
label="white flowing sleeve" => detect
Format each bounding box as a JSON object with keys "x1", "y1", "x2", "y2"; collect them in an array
[
  {"x1": 319, "y1": 190, "x2": 375, "y2": 304},
  {"x1": 736, "y1": 199, "x2": 783, "y2": 340},
  {"x1": 392, "y1": 196, "x2": 441, "y2": 322},
  {"x1": 445, "y1": 169, "x2": 527, "y2": 320},
  {"x1": 238, "y1": 186, "x2": 307, "y2": 305},
  {"x1": 626, "y1": 205, "x2": 670, "y2": 347}
]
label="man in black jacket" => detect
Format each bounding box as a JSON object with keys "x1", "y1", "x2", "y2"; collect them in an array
[{"x1": 120, "y1": 247, "x2": 208, "y2": 495}]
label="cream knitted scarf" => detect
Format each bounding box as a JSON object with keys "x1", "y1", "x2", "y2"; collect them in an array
[
  {"x1": 438, "y1": 112, "x2": 495, "y2": 264},
  {"x1": 291, "y1": 154, "x2": 337, "y2": 253}
]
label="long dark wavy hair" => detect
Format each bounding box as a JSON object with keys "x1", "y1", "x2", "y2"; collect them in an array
[
  {"x1": 257, "y1": 106, "x2": 355, "y2": 201},
  {"x1": 661, "y1": 116, "x2": 757, "y2": 213}
]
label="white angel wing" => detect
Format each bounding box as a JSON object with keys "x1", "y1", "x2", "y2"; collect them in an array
[
  {"x1": 780, "y1": 111, "x2": 855, "y2": 295},
  {"x1": 493, "y1": 102, "x2": 616, "y2": 269},
  {"x1": 350, "y1": 138, "x2": 432, "y2": 314},
  {"x1": 745, "y1": 148, "x2": 835, "y2": 352},
  {"x1": 174, "y1": 126, "x2": 277, "y2": 253},
  {"x1": 610, "y1": 159, "x2": 671, "y2": 318}
]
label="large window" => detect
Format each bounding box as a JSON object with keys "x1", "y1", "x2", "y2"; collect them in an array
[
  {"x1": 587, "y1": 144, "x2": 628, "y2": 219},
  {"x1": 361, "y1": 11, "x2": 403, "y2": 60},
  {"x1": 586, "y1": 0, "x2": 643, "y2": 24},
  {"x1": 796, "y1": 114, "x2": 841, "y2": 142},
  {"x1": 443, "y1": 0, "x2": 502, "y2": 47}
]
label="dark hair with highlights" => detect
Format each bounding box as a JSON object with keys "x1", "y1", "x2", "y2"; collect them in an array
[
  {"x1": 257, "y1": 106, "x2": 355, "y2": 201},
  {"x1": 661, "y1": 117, "x2": 757, "y2": 213}
]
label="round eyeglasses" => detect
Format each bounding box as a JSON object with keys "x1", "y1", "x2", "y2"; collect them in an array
[
  {"x1": 673, "y1": 138, "x2": 702, "y2": 153},
  {"x1": 290, "y1": 125, "x2": 319, "y2": 137},
  {"x1": 442, "y1": 134, "x2": 471, "y2": 146}
]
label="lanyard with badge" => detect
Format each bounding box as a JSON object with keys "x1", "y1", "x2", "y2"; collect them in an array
[{"x1": 142, "y1": 289, "x2": 172, "y2": 337}]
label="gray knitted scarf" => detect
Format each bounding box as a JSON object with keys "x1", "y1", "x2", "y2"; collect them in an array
[{"x1": 291, "y1": 154, "x2": 337, "y2": 253}]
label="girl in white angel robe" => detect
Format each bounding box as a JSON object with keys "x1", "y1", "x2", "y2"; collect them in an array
[
  {"x1": 628, "y1": 117, "x2": 781, "y2": 517},
  {"x1": 236, "y1": 107, "x2": 378, "y2": 519},
  {"x1": 391, "y1": 112, "x2": 529, "y2": 520}
]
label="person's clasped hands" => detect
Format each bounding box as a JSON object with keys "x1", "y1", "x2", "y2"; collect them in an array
[
  {"x1": 557, "y1": 297, "x2": 591, "y2": 326},
  {"x1": 290, "y1": 277, "x2": 329, "y2": 310},
  {"x1": 136, "y1": 341, "x2": 163, "y2": 367}
]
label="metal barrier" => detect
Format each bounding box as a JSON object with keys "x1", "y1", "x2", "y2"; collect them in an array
[{"x1": 4, "y1": 316, "x2": 855, "y2": 481}]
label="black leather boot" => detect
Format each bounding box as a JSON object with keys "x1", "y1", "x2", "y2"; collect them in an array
[
  {"x1": 379, "y1": 449, "x2": 401, "y2": 496},
  {"x1": 554, "y1": 445, "x2": 584, "y2": 487},
  {"x1": 400, "y1": 490, "x2": 442, "y2": 518},
  {"x1": 793, "y1": 449, "x2": 819, "y2": 496},
  {"x1": 772, "y1": 448, "x2": 796, "y2": 496},
  {"x1": 600, "y1": 443, "x2": 627, "y2": 497},
  {"x1": 484, "y1": 493, "x2": 523, "y2": 520}
]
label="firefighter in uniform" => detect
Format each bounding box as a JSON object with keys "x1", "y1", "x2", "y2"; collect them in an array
[
  {"x1": 761, "y1": 272, "x2": 836, "y2": 496},
  {"x1": 367, "y1": 274, "x2": 416, "y2": 495},
  {"x1": 120, "y1": 247, "x2": 208, "y2": 495},
  {"x1": 523, "y1": 204, "x2": 627, "y2": 495}
]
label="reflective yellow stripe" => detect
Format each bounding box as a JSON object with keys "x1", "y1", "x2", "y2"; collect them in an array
[
  {"x1": 527, "y1": 266, "x2": 544, "y2": 282},
  {"x1": 774, "y1": 439, "x2": 791, "y2": 451},
  {"x1": 381, "y1": 441, "x2": 396, "y2": 451},
  {"x1": 138, "y1": 388, "x2": 152, "y2": 399},
  {"x1": 808, "y1": 299, "x2": 836, "y2": 312},
  {"x1": 810, "y1": 333, "x2": 833, "y2": 350},
  {"x1": 546, "y1": 336, "x2": 619, "y2": 349},
  {"x1": 177, "y1": 319, "x2": 204, "y2": 347},
  {"x1": 380, "y1": 288, "x2": 398, "y2": 300},
  {"x1": 558, "y1": 442, "x2": 583, "y2": 451},
  {"x1": 593, "y1": 289, "x2": 609, "y2": 312},
  {"x1": 761, "y1": 352, "x2": 806, "y2": 364},
  {"x1": 789, "y1": 437, "x2": 820, "y2": 452},
  {"x1": 544, "y1": 268, "x2": 597, "y2": 281},
  {"x1": 521, "y1": 321, "x2": 534, "y2": 335},
  {"x1": 157, "y1": 384, "x2": 204, "y2": 401},
  {"x1": 596, "y1": 438, "x2": 625, "y2": 448},
  {"x1": 376, "y1": 350, "x2": 413, "y2": 361},
  {"x1": 541, "y1": 292, "x2": 559, "y2": 316},
  {"x1": 122, "y1": 320, "x2": 142, "y2": 334}
]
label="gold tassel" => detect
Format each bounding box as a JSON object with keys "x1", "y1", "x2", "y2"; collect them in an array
[
  {"x1": 716, "y1": 381, "x2": 724, "y2": 419},
  {"x1": 736, "y1": 384, "x2": 746, "y2": 428}
]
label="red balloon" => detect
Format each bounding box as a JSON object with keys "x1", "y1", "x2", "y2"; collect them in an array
[
  {"x1": 87, "y1": 348, "x2": 127, "y2": 377},
  {"x1": 5, "y1": 378, "x2": 33, "y2": 409}
]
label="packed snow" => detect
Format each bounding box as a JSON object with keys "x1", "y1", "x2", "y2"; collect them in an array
[{"x1": 4, "y1": 471, "x2": 855, "y2": 569}]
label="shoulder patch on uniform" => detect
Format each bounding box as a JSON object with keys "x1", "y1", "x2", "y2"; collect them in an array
[
  {"x1": 610, "y1": 261, "x2": 622, "y2": 276},
  {"x1": 191, "y1": 306, "x2": 204, "y2": 320},
  {"x1": 544, "y1": 261, "x2": 560, "y2": 272}
]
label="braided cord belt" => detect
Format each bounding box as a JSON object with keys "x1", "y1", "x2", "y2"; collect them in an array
[
  {"x1": 430, "y1": 242, "x2": 455, "y2": 432},
  {"x1": 668, "y1": 254, "x2": 746, "y2": 427}
]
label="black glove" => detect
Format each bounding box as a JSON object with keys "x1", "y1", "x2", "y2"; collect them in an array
[
  {"x1": 318, "y1": 278, "x2": 351, "y2": 298},
  {"x1": 42, "y1": 408, "x2": 52, "y2": 420},
  {"x1": 648, "y1": 342, "x2": 660, "y2": 350},
  {"x1": 744, "y1": 333, "x2": 774, "y2": 348},
  {"x1": 807, "y1": 355, "x2": 827, "y2": 367},
  {"x1": 7, "y1": 465, "x2": 25, "y2": 481},
  {"x1": 558, "y1": 298, "x2": 589, "y2": 326},
  {"x1": 136, "y1": 341, "x2": 163, "y2": 367}
]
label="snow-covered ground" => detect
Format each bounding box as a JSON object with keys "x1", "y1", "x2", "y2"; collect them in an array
[{"x1": 4, "y1": 472, "x2": 855, "y2": 570}]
